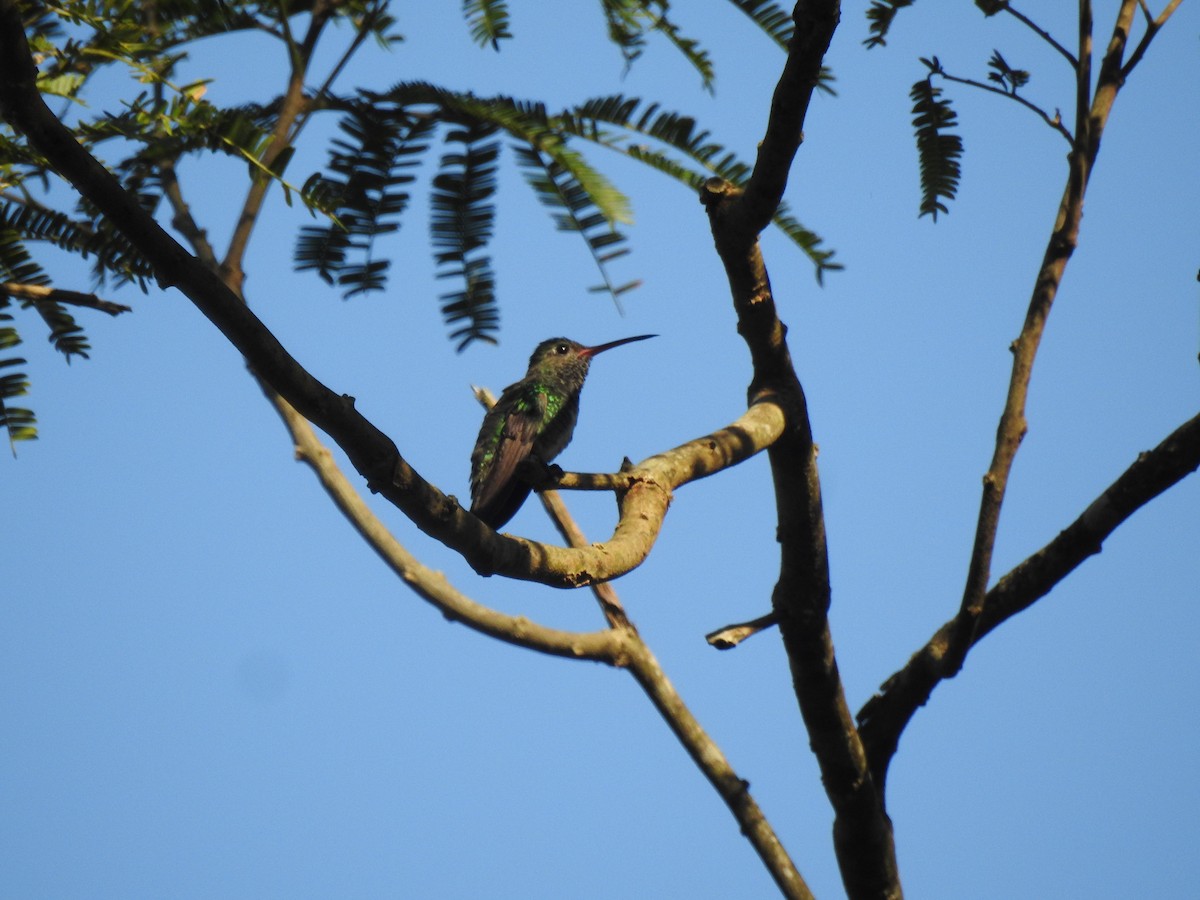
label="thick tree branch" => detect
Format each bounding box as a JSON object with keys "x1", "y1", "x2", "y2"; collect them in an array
[
  {"x1": 703, "y1": 4, "x2": 902, "y2": 898},
  {"x1": 738, "y1": 1, "x2": 841, "y2": 235},
  {"x1": 859, "y1": 410, "x2": 1200, "y2": 789},
  {"x1": 278, "y1": 390, "x2": 622, "y2": 660}
]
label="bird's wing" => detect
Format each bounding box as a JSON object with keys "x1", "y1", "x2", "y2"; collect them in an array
[{"x1": 470, "y1": 389, "x2": 547, "y2": 525}]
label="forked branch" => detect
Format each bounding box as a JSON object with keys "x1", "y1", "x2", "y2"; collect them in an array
[
  {"x1": 703, "y1": 3, "x2": 903, "y2": 898},
  {"x1": 859, "y1": 410, "x2": 1200, "y2": 789},
  {"x1": 943, "y1": 0, "x2": 1140, "y2": 677}
]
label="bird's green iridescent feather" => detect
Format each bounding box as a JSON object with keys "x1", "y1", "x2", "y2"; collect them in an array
[{"x1": 478, "y1": 386, "x2": 564, "y2": 470}]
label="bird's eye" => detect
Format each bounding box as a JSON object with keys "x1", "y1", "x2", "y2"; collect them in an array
[{"x1": 555, "y1": 343, "x2": 570, "y2": 354}]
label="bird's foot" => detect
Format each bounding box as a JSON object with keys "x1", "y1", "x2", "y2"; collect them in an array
[{"x1": 517, "y1": 458, "x2": 564, "y2": 489}]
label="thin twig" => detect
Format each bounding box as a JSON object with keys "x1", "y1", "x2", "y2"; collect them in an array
[
  {"x1": 278, "y1": 391, "x2": 621, "y2": 661},
  {"x1": 159, "y1": 159, "x2": 219, "y2": 268},
  {"x1": 0, "y1": 281, "x2": 131, "y2": 315},
  {"x1": 937, "y1": 70, "x2": 1074, "y2": 145},
  {"x1": 220, "y1": 0, "x2": 335, "y2": 292},
  {"x1": 625, "y1": 641, "x2": 814, "y2": 900},
  {"x1": 706, "y1": 611, "x2": 779, "y2": 649},
  {"x1": 291, "y1": 0, "x2": 382, "y2": 139},
  {"x1": 1003, "y1": 5, "x2": 1079, "y2": 67},
  {"x1": 1121, "y1": 0, "x2": 1183, "y2": 79}
]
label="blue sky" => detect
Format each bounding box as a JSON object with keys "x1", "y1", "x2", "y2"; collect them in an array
[{"x1": 4, "y1": 2, "x2": 1198, "y2": 897}]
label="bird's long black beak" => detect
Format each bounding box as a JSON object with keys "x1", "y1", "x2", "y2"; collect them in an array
[{"x1": 580, "y1": 334, "x2": 657, "y2": 358}]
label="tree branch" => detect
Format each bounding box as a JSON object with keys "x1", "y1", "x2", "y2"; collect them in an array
[
  {"x1": 935, "y1": 70, "x2": 1073, "y2": 145},
  {"x1": 706, "y1": 610, "x2": 779, "y2": 649},
  {"x1": 1003, "y1": 4, "x2": 1079, "y2": 67},
  {"x1": 219, "y1": 0, "x2": 333, "y2": 292},
  {"x1": 1121, "y1": 0, "x2": 1183, "y2": 80},
  {"x1": 702, "y1": 4, "x2": 902, "y2": 898},
  {"x1": 277, "y1": 389, "x2": 621, "y2": 660},
  {"x1": 737, "y1": 0, "x2": 840, "y2": 235},
  {"x1": 463, "y1": 385, "x2": 812, "y2": 896},
  {"x1": 942, "y1": 0, "x2": 1137, "y2": 675},
  {"x1": 858, "y1": 409, "x2": 1200, "y2": 789},
  {"x1": 625, "y1": 640, "x2": 815, "y2": 900},
  {"x1": 0, "y1": 281, "x2": 131, "y2": 315}
]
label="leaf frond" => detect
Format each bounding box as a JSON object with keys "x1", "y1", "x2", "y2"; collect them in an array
[
  {"x1": 563, "y1": 95, "x2": 839, "y2": 277},
  {"x1": 0, "y1": 200, "x2": 155, "y2": 289},
  {"x1": 987, "y1": 49, "x2": 1030, "y2": 93},
  {"x1": 462, "y1": 0, "x2": 512, "y2": 50},
  {"x1": 33, "y1": 300, "x2": 90, "y2": 360},
  {"x1": 294, "y1": 103, "x2": 433, "y2": 296},
  {"x1": 513, "y1": 143, "x2": 636, "y2": 311},
  {"x1": 430, "y1": 120, "x2": 501, "y2": 348},
  {"x1": 722, "y1": 0, "x2": 794, "y2": 50},
  {"x1": 864, "y1": 0, "x2": 915, "y2": 49},
  {"x1": 910, "y1": 76, "x2": 963, "y2": 220},
  {"x1": 600, "y1": 0, "x2": 715, "y2": 90},
  {"x1": 0, "y1": 354, "x2": 37, "y2": 450}
]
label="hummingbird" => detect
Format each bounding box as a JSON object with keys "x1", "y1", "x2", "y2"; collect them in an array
[{"x1": 470, "y1": 334, "x2": 657, "y2": 529}]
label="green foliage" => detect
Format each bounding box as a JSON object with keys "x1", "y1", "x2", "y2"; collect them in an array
[
  {"x1": 564, "y1": 95, "x2": 839, "y2": 280},
  {"x1": 601, "y1": 0, "x2": 715, "y2": 91},
  {"x1": 864, "y1": 0, "x2": 915, "y2": 49},
  {"x1": 0, "y1": 216, "x2": 50, "y2": 287},
  {"x1": 7, "y1": 0, "x2": 839, "y2": 366},
  {"x1": 463, "y1": 0, "x2": 512, "y2": 50},
  {"x1": 294, "y1": 82, "x2": 645, "y2": 346},
  {"x1": 283, "y1": 2, "x2": 837, "y2": 343},
  {"x1": 514, "y1": 144, "x2": 641, "y2": 311},
  {"x1": 0, "y1": 312, "x2": 36, "y2": 448},
  {"x1": 910, "y1": 60, "x2": 962, "y2": 220},
  {"x1": 0, "y1": 201, "x2": 155, "y2": 290},
  {"x1": 33, "y1": 300, "x2": 89, "y2": 360},
  {"x1": 431, "y1": 122, "x2": 502, "y2": 348},
  {"x1": 724, "y1": 0, "x2": 793, "y2": 50},
  {"x1": 295, "y1": 103, "x2": 431, "y2": 298},
  {"x1": 987, "y1": 50, "x2": 1029, "y2": 93}
]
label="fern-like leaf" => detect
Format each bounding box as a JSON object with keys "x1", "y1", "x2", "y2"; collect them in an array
[
  {"x1": 0, "y1": 223, "x2": 50, "y2": 286},
  {"x1": 910, "y1": 74, "x2": 962, "y2": 220},
  {"x1": 294, "y1": 105, "x2": 431, "y2": 297},
  {"x1": 772, "y1": 202, "x2": 843, "y2": 284},
  {"x1": 600, "y1": 0, "x2": 715, "y2": 90},
  {"x1": 723, "y1": 0, "x2": 794, "y2": 50},
  {"x1": 0, "y1": 200, "x2": 155, "y2": 289},
  {"x1": 864, "y1": 0, "x2": 915, "y2": 49},
  {"x1": 463, "y1": 0, "x2": 511, "y2": 50},
  {"x1": 33, "y1": 300, "x2": 90, "y2": 360},
  {"x1": 430, "y1": 121, "x2": 501, "y2": 348},
  {"x1": 564, "y1": 95, "x2": 839, "y2": 278},
  {"x1": 0, "y1": 355, "x2": 37, "y2": 450},
  {"x1": 513, "y1": 144, "x2": 639, "y2": 310},
  {"x1": 987, "y1": 50, "x2": 1030, "y2": 93}
]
